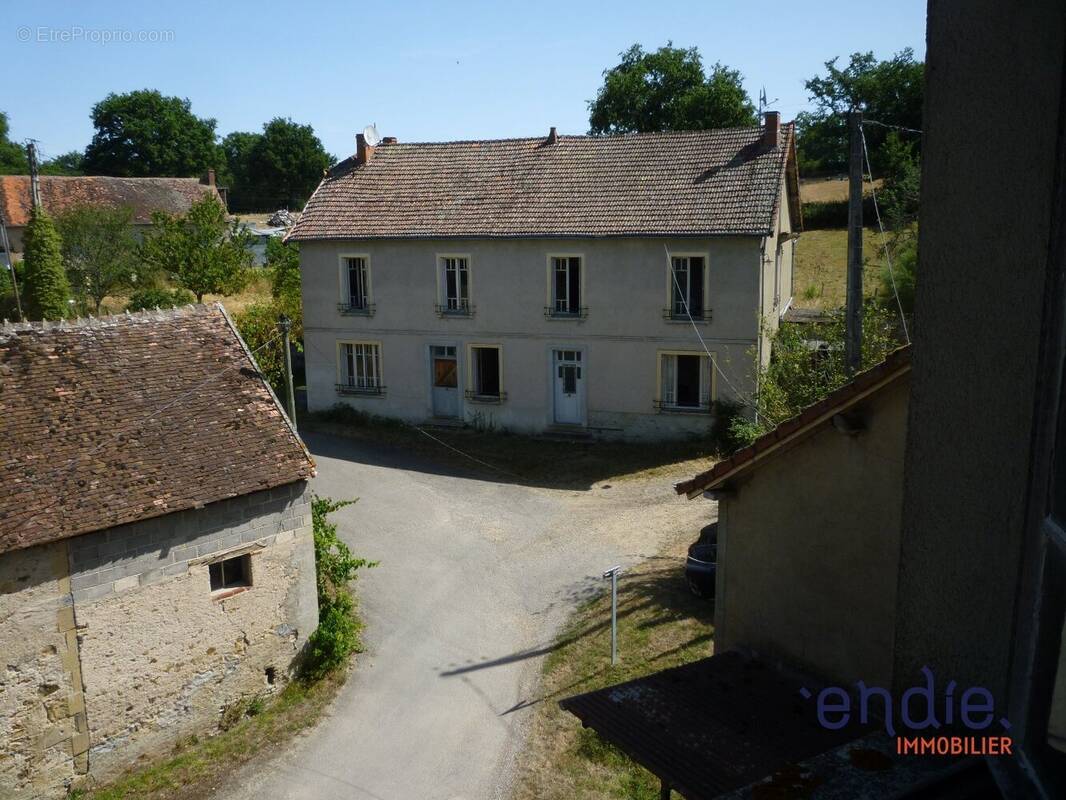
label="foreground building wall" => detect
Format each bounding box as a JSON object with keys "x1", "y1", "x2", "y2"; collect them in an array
[
  {"x1": 715, "y1": 377, "x2": 908, "y2": 687},
  {"x1": 0, "y1": 481, "x2": 316, "y2": 797},
  {"x1": 301, "y1": 236, "x2": 785, "y2": 438}
]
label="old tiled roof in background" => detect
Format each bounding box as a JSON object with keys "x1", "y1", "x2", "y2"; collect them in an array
[
  {"x1": 0, "y1": 175, "x2": 222, "y2": 227},
  {"x1": 0, "y1": 305, "x2": 314, "y2": 554},
  {"x1": 289, "y1": 124, "x2": 798, "y2": 240},
  {"x1": 675, "y1": 345, "x2": 912, "y2": 498}
]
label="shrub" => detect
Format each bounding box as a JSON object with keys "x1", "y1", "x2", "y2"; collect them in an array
[
  {"x1": 300, "y1": 495, "x2": 376, "y2": 681},
  {"x1": 125, "y1": 287, "x2": 196, "y2": 312},
  {"x1": 879, "y1": 231, "x2": 917, "y2": 316},
  {"x1": 22, "y1": 207, "x2": 70, "y2": 320}
]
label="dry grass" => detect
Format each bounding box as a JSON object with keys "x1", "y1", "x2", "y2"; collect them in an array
[
  {"x1": 98, "y1": 274, "x2": 273, "y2": 316},
  {"x1": 800, "y1": 177, "x2": 882, "y2": 203},
  {"x1": 793, "y1": 228, "x2": 888, "y2": 309},
  {"x1": 511, "y1": 534, "x2": 714, "y2": 800}
]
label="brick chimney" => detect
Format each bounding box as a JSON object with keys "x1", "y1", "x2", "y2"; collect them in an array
[
  {"x1": 201, "y1": 168, "x2": 216, "y2": 186},
  {"x1": 762, "y1": 111, "x2": 781, "y2": 148},
  {"x1": 547, "y1": 126, "x2": 558, "y2": 145},
  {"x1": 356, "y1": 133, "x2": 376, "y2": 166}
]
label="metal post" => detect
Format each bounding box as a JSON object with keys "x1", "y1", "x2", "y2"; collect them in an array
[
  {"x1": 0, "y1": 211, "x2": 23, "y2": 321},
  {"x1": 845, "y1": 110, "x2": 864, "y2": 374},
  {"x1": 277, "y1": 314, "x2": 297, "y2": 426},
  {"x1": 603, "y1": 566, "x2": 622, "y2": 665}
]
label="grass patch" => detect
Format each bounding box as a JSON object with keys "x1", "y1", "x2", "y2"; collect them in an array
[
  {"x1": 305, "y1": 406, "x2": 717, "y2": 489},
  {"x1": 793, "y1": 228, "x2": 887, "y2": 310},
  {"x1": 511, "y1": 536, "x2": 714, "y2": 800},
  {"x1": 69, "y1": 672, "x2": 345, "y2": 800},
  {"x1": 99, "y1": 273, "x2": 273, "y2": 316}
]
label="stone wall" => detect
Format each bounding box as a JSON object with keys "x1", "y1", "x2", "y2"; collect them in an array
[{"x1": 0, "y1": 479, "x2": 317, "y2": 797}]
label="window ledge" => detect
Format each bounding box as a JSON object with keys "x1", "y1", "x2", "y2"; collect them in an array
[
  {"x1": 544, "y1": 307, "x2": 589, "y2": 321},
  {"x1": 654, "y1": 401, "x2": 712, "y2": 415},
  {"x1": 465, "y1": 390, "x2": 507, "y2": 404},
  {"x1": 336, "y1": 384, "x2": 387, "y2": 397},
  {"x1": 338, "y1": 303, "x2": 376, "y2": 317},
  {"x1": 435, "y1": 304, "x2": 475, "y2": 318},
  {"x1": 663, "y1": 309, "x2": 712, "y2": 324},
  {"x1": 211, "y1": 586, "x2": 250, "y2": 602}
]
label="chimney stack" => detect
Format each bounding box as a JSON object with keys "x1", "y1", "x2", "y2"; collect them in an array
[
  {"x1": 547, "y1": 126, "x2": 558, "y2": 145},
  {"x1": 762, "y1": 111, "x2": 781, "y2": 148},
  {"x1": 201, "y1": 168, "x2": 216, "y2": 186},
  {"x1": 356, "y1": 133, "x2": 376, "y2": 166}
]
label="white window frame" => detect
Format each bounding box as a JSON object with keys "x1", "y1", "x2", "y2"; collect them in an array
[
  {"x1": 656, "y1": 350, "x2": 715, "y2": 412},
  {"x1": 466, "y1": 343, "x2": 505, "y2": 402},
  {"x1": 436, "y1": 254, "x2": 472, "y2": 315},
  {"x1": 336, "y1": 340, "x2": 384, "y2": 395},
  {"x1": 338, "y1": 253, "x2": 372, "y2": 313},
  {"x1": 665, "y1": 251, "x2": 710, "y2": 320},
  {"x1": 545, "y1": 253, "x2": 586, "y2": 317}
]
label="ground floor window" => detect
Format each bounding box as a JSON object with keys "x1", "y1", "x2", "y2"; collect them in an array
[
  {"x1": 469, "y1": 345, "x2": 503, "y2": 401},
  {"x1": 338, "y1": 342, "x2": 383, "y2": 393},
  {"x1": 659, "y1": 352, "x2": 712, "y2": 410},
  {"x1": 209, "y1": 554, "x2": 251, "y2": 592}
]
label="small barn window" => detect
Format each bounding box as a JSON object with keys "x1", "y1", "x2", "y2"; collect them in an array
[{"x1": 209, "y1": 554, "x2": 251, "y2": 592}]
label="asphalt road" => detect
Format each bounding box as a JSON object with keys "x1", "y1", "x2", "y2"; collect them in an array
[{"x1": 215, "y1": 432, "x2": 707, "y2": 800}]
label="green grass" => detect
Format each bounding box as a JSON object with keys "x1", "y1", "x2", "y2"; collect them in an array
[
  {"x1": 511, "y1": 537, "x2": 714, "y2": 800},
  {"x1": 793, "y1": 227, "x2": 889, "y2": 310},
  {"x1": 69, "y1": 673, "x2": 345, "y2": 800},
  {"x1": 304, "y1": 407, "x2": 718, "y2": 490}
]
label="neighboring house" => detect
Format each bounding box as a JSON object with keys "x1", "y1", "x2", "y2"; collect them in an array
[
  {"x1": 0, "y1": 304, "x2": 316, "y2": 799},
  {"x1": 239, "y1": 222, "x2": 289, "y2": 266},
  {"x1": 0, "y1": 171, "x2": 224, "y2": 254},
  {"x1": 289, "y1": 114, "x2": 800, "y2": 439},
  {"x1": 676, "y1": 345, "x2": 911, "y2": 688}
]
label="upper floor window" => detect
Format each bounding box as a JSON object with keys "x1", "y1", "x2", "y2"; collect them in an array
[
  {"x1": 667, "y1": 255, "x2": 707, "y2": 321},
  {"x1": 437, "y1": 256, "x2": 472, "y2": 316},
  {"x1": 339, "y1": 255, "x2": 373, "y2": 315},
  {"x1": 658, "y1": 352, "x2": 712, "y2": 412},
  {"x1": 337, "y1": 341, "x2": 384, "y2": 395},
  {"x1": 547, "y1": 256, "x2": 586, "y2": 318}
]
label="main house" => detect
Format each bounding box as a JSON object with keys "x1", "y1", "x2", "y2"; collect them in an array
[
  {"x1": 290, "y1": 114, "x2": 800, "y2": 438},
  {"x1": 0, "y1": 305, "x2": 316, "y2": 799}
]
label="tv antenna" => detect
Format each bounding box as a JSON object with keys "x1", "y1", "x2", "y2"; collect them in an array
[
  {"x1": 362, "y1": 123, "x2": 381, "y2": 147},
  {"x1": 758, "y1": 87, "x2": 779, "y2": 117}
]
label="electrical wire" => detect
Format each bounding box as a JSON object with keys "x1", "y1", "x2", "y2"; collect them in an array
[
  {"x1": 858, "y1": 126, "x2": 912, "y2": 344},
  {"x1": 861, "y1": 119, "x2": 923, "y2": 135}
]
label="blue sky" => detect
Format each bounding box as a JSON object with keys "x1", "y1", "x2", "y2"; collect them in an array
[{"x1": 5, "y1": 0, "x2": 926, "y2": 163}]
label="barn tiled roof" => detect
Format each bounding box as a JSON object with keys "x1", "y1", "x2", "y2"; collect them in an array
[
  {"x1": 289, "y1": 124, "x2": 798, "y2": 240},
  {"x1": 675, "y1": 345, "x2": 912, "y2": 498},
  {"x1": 0, "y1": 175, "x2": 222, "y2": 228},
  {"x1": 0, "y1": 305, "x2": 314, "y2": 554}
]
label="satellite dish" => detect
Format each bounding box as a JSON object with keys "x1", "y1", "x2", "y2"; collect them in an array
[{"x1": 362, "y1": 124, "x2": 381, "y2": 147}]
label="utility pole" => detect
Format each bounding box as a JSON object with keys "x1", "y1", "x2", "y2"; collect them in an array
[
  {"x1": 277, "y1": 315, "x2": 297, "y2": 426},
  {"x1": 603, "y1": 565, "x2": 622, "y2": 665},
  {"x1": 845, "y1": 110, "x2": 864, "y2": 374},
  {"x1": 26, "y1": 142, "x2": 41, "y2": 210}
]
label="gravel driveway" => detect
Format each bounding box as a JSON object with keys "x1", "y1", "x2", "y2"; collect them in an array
[{"x1": 215, "y1": 431, "x2": 709, "y2": 800}]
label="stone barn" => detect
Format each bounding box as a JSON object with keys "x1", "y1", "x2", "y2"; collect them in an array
[{"x1": 0, "y1": 304, "x2": 317, "y2": 798}]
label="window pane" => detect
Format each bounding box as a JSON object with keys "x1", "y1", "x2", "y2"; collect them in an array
[
  {"x1": 672, "y1": 258, "x2": 688, "y2": 314},
  {"x1": 661, "y1": 355, "x2": 676, "y2": 405},
  {"x1": 690, "y1": 257, "x2": 704, "y2": 314},
  {"x1": 676, "y1": 355, "x2": 701, "y2": 407},
  {"x1": 554, "y1": 260, "x2": 568, "y2": 310},
  {"x1": 569, "y1": 259, "x2": 581, "y2": 311}
]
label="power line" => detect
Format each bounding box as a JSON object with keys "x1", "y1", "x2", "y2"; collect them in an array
[
  {"x1": 859, "y1": 125, "x2": 912, "y2": 344},
  {"x1": 861, "y1": 119, "x2": 923, "y2": 135}
]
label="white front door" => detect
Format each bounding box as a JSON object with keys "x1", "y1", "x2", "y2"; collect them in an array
[
  {"x1": 430, "y1": 345, "x2": 459, "y2": 418},
  {"x1": 553, "y1": 349, "x2": 585, "y2": 425}
]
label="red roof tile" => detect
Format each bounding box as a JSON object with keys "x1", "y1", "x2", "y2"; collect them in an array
[
  {"x1": 0, "y1": 175, "x2": 222, "y2": 228},
  {"x1": 675, "y1": 345, "x2": 912, "y2": 497},
  {"x1": 289, "y1": 124, "x2": 799, "y2": 240},
  {"x1": 0, "y1": 305, "x2": 314, "y2": 553}
]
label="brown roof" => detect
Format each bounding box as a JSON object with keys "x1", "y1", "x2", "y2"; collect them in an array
[
  {"x1": 0, "y1": 305, "x2": 314, "y2": 554},
  {"x1": 0, "y1": 175, "x2": 222, "y2": 228},
  {"x1": 559, "y1": 650, "x2": 873, "y2": 799},
  {"x1": 676, "y1": 345, "x2": 912, "y2": 498},
  {"x1": 289, "y1": 124, "x2": 799, "y2": 241}
]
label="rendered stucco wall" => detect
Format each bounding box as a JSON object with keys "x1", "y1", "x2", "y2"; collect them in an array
[
  {"x1": 300, "y1": 236, "x2": 768, "y2": 438},
  {"x1": 0, "y1": 543, "x2": 87, "y2": 799},
  {"x1": 716, "y1": 377, "x2": 908, "y2": 687}
]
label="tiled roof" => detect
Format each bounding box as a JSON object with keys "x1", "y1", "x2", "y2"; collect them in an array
[
  {"x1": 0, "y1": 305, "x2": 314, "y2": 554},
  {"x1": 0, "y1": 175, "x2": 222, "y2": 228},
  {"x1": 289, "y1": 124, "x2": 798, "y2": 240},
  {"x1": 675, "y1": 345, "x2": 912, "y2": 498}
]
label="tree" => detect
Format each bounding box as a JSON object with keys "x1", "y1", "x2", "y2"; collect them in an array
[
  {"x1": 589, "y1": 44, "x2": 757, "y2": 134},
  {"x1": 226, "y1": 119, "x2": 332, "y2": 211},
  {"x1": 83, "y1": 90, "x2": 223, "y2": 177},
  {"x1": 878, "y1": 132, "x2": 921, "y2": 229},
  {"x1": 22, "y1": 207, "x2": 71, "y2": 320},
  {"x1": 0, "y1": 112, "x2": 28, "y2": 174},
  {"x1": 796, "y1": 50, "x2": 924, "y2": 175},
  {"x1": 267, "y1": 236, "x2": 300, "y2": 310},
  {"x1": 55, "y1": 205, "x2": 141, "y2": 312},
  {"x1": 40, "y1": 151, "x2": 84, "y2": 176},
  {"x1": 140, "y1": 196, "x2": 252, "y2": 302}
]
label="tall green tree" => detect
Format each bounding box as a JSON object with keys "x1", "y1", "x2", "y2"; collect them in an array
[
  {"x1": 0, "y1": 112, "x2": 28, "y2": 174},
  {"x1": 83, "y1": 90, "x2": 223, "y2": 177},
  {"x1": 140, "y1": 196, "x2": 252, "y2": 302},
  {"x1": 55, "y1": 205, "x2": 141, "y2": 312},
  {"x1": 796, "y1": 49, "x2": 924, "y2": 175},
  {"x1": 225, "y1": 119, "x2": 332, "y2": 211},
  {"x1": 22, "y1": 207, "x2": 71, "y2": 320},
  {"x1": 589, "y1": 44, "x2": 757, "y2": 134}
]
